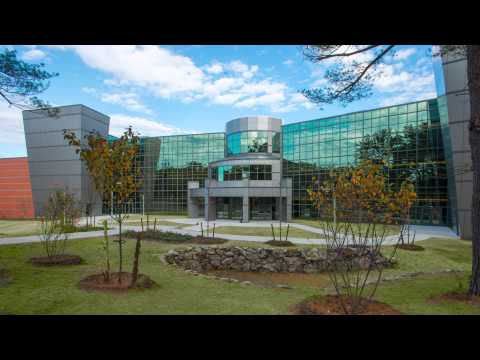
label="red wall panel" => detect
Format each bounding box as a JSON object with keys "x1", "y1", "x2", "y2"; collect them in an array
[{"x1": 0, "y1": 157, "x2": 35, "y2": 219}]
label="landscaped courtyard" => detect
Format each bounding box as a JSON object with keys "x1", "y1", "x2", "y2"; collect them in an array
[{"x1": 1, "y1": 233, "x2": 478, "y2": 315}]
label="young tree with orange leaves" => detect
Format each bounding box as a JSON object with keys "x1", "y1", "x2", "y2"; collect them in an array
[
  {"x1": 307, "y1": 160, "x2": 417, "y2": 314},
  {"x1": 63, "y1": 126, "x2": 142, "y2": 283},
  {"x1": 308, "y1": 159, "x2": 416, "y2": 225}
]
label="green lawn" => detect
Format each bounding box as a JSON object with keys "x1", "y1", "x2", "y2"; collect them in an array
[
  {"x1": 293, "y1": 218, "x2": 401, "y2": 236},
  {"x1": 0, "y1": 220, "x2": 41, "y2": 238},
  {"x1": 0, "y1": 236, "x2": 478, "y2": 314},
  {"x1": 0, "y1": 238, "x2": 310, "y2": 314},
  {"x1": 123, "y1": 219, "x2": 192, "y2": 229},
  {"x1": 214, "y1": 225, "x2": 323, "y2": 239}
]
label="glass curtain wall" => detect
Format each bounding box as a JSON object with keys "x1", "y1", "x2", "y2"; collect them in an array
[
  {"x1": 282, "y1": 99, "x2": 450, "y2": 225},
  {"x1": 211, "y1": 164, "x2": 272, "y2": 181},
  {"x1": 227, "y1": 131, "x2": 280, "y2": 155},
  {"x1": 133, "y1": 133, "x2": 225, "y2": 215}
]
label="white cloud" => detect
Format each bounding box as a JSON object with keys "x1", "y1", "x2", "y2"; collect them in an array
[
  {"x1": 100, "y1": 92, "x2": 152, "y2": 114},
  {"x1": 53, "y1": 45, "x2": 205, "y2": 99},
  {"x1": 0, "y1": 102, "x2": 26, "y2": 147},
  {"x1": 311, "y1": 77, "x2": 328, "y2": 88},
  {"x1": 225, "y1": 60, "x2": 259, "y2": 79},
  {"x1": 21, "y1": 48, "x2": 47, "y2": 61},
  {"x1": 81, "y1": 87, "x2": 97, "y2": 94},
  {"x1": 379, "y1": 91, "x2": 436, "y2": 107},
  {"x1": 373, "y1": 63, "x2": 435, "y2": 94},
  {"x1": 394, "y1": 47, "x2": 417, "y2": 60},
  {"x1": 235, "y1": 92, "x2": 285, "y2": 108},
  {"x1": 205, "y1": 62, "x2": 223, "y2": 74},
  {"x1": 321, "y1": 45, "x2": 376, "y2": 66},
  {"x1": 283, "y1": 59, "x2": 294, "y2": 66},
  {"x1": 109, "y1": 114, "x2": 194, "y2": 137},
  {"x1": 305, "y1": 46, "x2": 436, "y2": 109},
  {"x1": 374, "y1": 59, "x2": 437, "y2": 106},
  {"x1": 43, "y1": 45, "x2": 313, "y2": 114},
  {"x1": 290, "y1": 92, "x2": 315, "y2": 109}
]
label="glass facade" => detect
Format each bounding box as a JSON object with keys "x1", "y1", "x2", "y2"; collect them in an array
[
  {"x1": 226, "y1": 130, "x2": 280, "y2": 155},
  {"x1": 105, "y1": 97, "x2": 452, "y2": 226},
  {"x1": 133, "y1": 133, "x2": 225, "y2": 215},
  {"x1": 211, "y1": 164, "x2": 272, "y2": 181},
  {"x1": 283, "y1": 98, "x2": 450, "y2": 225}
]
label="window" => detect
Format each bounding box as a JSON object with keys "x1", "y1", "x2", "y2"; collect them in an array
[
  {"x1": 211, "y1": 164, "x2": 272, "y2": 181},
  {"x1": 226, "y1": 130, "x2": 280, "y2": 155}
]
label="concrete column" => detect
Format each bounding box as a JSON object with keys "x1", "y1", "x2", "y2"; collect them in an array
[
  {"x1": 242, "y1": 196, "x2": 249, "y2": 222},
  {"x1": 188, "y1": 197, "x2": 200, "y2": 218},
  {"x1": 205, "y1": 197, "x2": 216, "y2": 221},
  {"x1": 275, "y1": 197, "x2": 280, "y2": 221},
  {"x1": 284, "y1": 178, "x2": 292, "y2": 221}
]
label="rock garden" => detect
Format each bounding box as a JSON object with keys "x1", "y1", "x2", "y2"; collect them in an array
[{"x1": 164, "y1": 245, "x2": 394, "y2": 273}]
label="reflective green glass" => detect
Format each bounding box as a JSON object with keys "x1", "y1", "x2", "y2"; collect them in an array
[{"x1": 281, "y1": 98, "x2": 449, "y2": 225}]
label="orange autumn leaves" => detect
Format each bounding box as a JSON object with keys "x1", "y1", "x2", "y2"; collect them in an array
[
  {"x1": 63, "y1": 126, "x2": 142, "y2": 207},
  {"x1": 307, "y1": 160, "x2": 417, "y2": 224}
]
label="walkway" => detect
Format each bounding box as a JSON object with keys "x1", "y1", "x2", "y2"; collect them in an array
[{"x1": 0, "y1": 216, "x2": 459, "y2": 246}]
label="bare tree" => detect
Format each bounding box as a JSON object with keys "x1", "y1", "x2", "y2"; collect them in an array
[
  {"x1": 39, "y1": 216, "x2": 68, "y2": 259},
  {"x1": 320, "y1": 219, "x2": 398, "y2": 314}
]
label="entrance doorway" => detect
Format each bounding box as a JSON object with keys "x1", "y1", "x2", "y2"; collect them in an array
[
  {"x1": 216, "y1": 197, "x2": 242, "y2": 220},
  {"x1": 250, "y1": 197, "x2": 276, "y2": 221}
]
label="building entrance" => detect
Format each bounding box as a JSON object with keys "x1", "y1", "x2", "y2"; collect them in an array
[
  {"x1": 250, "y1": 197, "x2": 277, "y2": 221},
  {"x1": 216, "y1": 197, "x2": 243, "y2": 220}
]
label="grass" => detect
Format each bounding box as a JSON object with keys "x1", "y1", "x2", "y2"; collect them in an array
[
  {"x1": 0, "y1": 220, "x2": 105, "y2": 239},
  {"x1": 0, "y1": 235, "x2": 478, "y2": 314},
  {"x1": 124, "y1": 214, "x2": 188, "y2": 221},
  {"x1": 0, "y1": 219, "x2": 41, "y2": 238},
  {"x1": 214, "y1": 225, "x2": 323, "y2": 239},
  {"x1": 123, "y1": 219, "x2": 192, "y2": 229},
  {"x1": 0, "y1": 238, "x2": 310, "y2": 314},
  {"x1": 293, "y1": 218, "x2": 400, "y2": 236}
]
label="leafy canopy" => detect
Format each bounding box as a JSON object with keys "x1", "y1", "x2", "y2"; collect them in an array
[
  {"x1": 0, "y1": 49, "x2": 58, "y2": 110},
  {"x1": 307, "y1": 159, "x2": 417, "y2": 224},
  {"x1": 63, "y1": 126, "x2": 142, "y2": 206}
]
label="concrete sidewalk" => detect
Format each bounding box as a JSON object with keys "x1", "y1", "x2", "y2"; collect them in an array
[{"x1": 0, "y1": 218, "x2": 459, "y2": 246}]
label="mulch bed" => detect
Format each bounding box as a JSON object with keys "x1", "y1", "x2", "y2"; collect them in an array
[
  {"x1": 428, "y1": 291, "x2": 480, "y2": 306},
  {"x1": 190, "y1": 236, "x2": 228, "y2": 245},
  {"x1": 78, "y1": 272, "x2": 157, "y2": 292},
  {"x1": 265, "y1": 240, "x2": 296, "y2": 247},
  {"x1": 124, "y1": 230, "x2": 228, "y2": 245},
  {"x1": 397, "y1": 244, "x2": 425, "y2": 251},
  {"x1": 29, "y1": 254, "x2": 83, "y2": 266},
  {"x1": 294, "y1": 295, "x2": 403, "y2": 315}
]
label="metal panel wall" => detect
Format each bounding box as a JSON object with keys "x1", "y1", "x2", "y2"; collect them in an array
[{"x1": 22, "y1": 105, "x2": 110, "y2": 217}]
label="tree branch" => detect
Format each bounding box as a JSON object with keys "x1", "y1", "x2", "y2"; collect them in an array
[
  {"x1": 305, "y1": 45, "x2": 380, "y2": 62},
  {"x1": 0, "y1": 90, "x2": 14, "y2": 106},
  {"x1": 334, "y1": 45, "x2": 395, "y2": 97}
]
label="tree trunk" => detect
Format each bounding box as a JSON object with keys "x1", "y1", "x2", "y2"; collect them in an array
[
  {"x1": 118, "y1": 218, "x2": 123, "y2": 284},
  {"x1": 468, "y1": 45, "x2": 480, "y2": 296},
  {"x1": 130, "y1": 232, "x2": 142, "y2": 288}
]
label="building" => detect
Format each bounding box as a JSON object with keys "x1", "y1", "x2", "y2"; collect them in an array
[
  {"x1": 2, "y1": 51, "x2": 470, "y2": 239},
  {"x1": 0, "y1": 157, "x2": 34, "y2": 219},
  {"x1": 22, "y1": 105, "x2": 110, "y2": 217},
  {"x1": 187, "y1": 116, "x2": 292, "y2": 222},
  {"x1": 138, "y1": 98, "x2": 449, "y2": 227}
]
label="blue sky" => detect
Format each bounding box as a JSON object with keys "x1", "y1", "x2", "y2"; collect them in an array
[{"x1": 0, "y1": 45, "x2": 438, "y2": 158}]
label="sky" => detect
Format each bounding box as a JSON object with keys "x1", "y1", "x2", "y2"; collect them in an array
[{"x1": 0, "y1": 45, "x2": 439, "y2": 158}]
